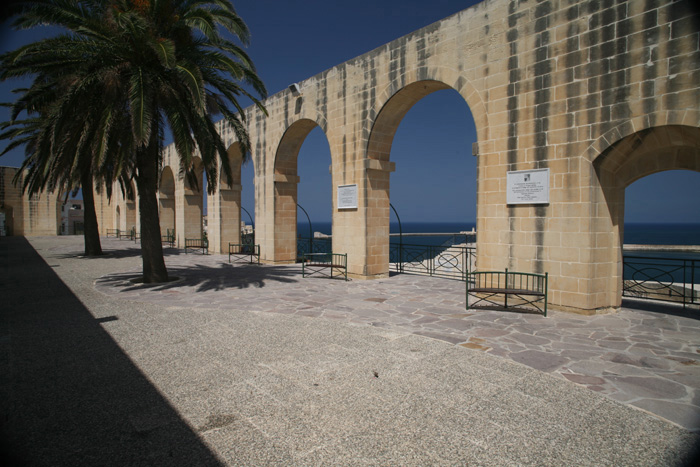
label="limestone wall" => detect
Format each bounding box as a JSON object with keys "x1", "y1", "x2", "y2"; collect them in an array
[
  {"x1": 110, "y1": 0, "x2": 700, "y2": 313},
  {"x1": 0, "y1": 166, "x2": 61, "y2": 236}
]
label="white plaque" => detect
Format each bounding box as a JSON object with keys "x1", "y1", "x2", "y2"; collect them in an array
[
  {"x1": 507, "y1": 169, "x2": 550, "y2": 205},
  {"x1": 337, "y1": 184, "x2": 358, "y2": 209}
]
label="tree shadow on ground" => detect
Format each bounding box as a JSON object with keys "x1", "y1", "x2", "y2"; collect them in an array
[
  {"x1": 96, "y1": 262, "x2": 300, "y2": 293},
  {"x1": 52, "y1": 242, "x2": 184, "y2": 260},
  {"x1": 0, "y1": 237, "x2": 222, "y2": 466},
  {"x1": 622, "y1": 297, "x2": 700, "y2": 321}
]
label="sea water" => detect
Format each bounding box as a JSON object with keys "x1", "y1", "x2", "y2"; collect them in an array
[
  {"x1": 295, "y1": 221, "x2": 700, "y2": 286},
  {"x1": 299, "y1": 221, "x2": 699, "y2": 248}
]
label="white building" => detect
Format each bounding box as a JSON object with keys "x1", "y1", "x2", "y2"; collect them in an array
[{"x1": 61, "y1": 199, "x2": 84, "y2": 235}]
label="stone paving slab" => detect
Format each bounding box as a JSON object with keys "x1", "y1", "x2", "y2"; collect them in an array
[
  {"x1": 2, "y1": 235, "x2": 700, "y2": 466},
  {"x1": 86, "y1": 238, "x2": 700, "y2": 432}
]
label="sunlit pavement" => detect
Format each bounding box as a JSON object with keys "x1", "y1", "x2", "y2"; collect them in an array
[
  {"x1": 91, "y1": 238, "x2": 700, "y2": 431},
  {"x1": 3, "y1": 235, "x2": 700, "y2": 466}
]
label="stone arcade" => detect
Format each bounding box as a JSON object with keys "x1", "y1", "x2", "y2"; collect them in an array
[{"x1": 6, "y1": 0, "x2": 699, "y2": 314}]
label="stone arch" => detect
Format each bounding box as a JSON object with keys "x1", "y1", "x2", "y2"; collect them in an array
[
  {"x1": 207, "y1": 142, "x2": 245, "y2": 253},
  {"x1": 585, "y1": 110, "x2": 700, "y2": 164},
  {"x1": 361, "y1": 78, "x2": 478, "y2": 277},
  {"x1": 183, "y1": 156, "x2": 204, "y2": 240},
  {"x1": 272, "y1": 118, "x2": 328, "y2": 263},
  {"x1": 370, "y1": 70, "x2": 487, "y2": 161},
  {"x1": 593, "y1": 124, "x2": 700, "y2": 308},
  {"x1": 159, "y1": 166, "x2": 176, "y2": 238}
]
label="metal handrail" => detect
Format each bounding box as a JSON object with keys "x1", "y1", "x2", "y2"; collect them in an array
[
  {"x1": 297, "y1": 203, "x2": 313, "y2": 256},
  {"x1": 623, "y1": 254, "x2": 699, "y2": 307},
  {"x1": 390, "y1": 242, "x2": 476, "y2": 281}
]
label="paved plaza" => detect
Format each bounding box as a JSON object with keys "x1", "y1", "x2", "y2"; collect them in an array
[{"x1": 2, "y1": 235, "x2": 700, "y2": 465}]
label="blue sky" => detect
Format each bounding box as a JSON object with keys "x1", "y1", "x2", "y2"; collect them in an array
[{"x1": 1, "y1": 0, "x2": 698, "y2": 225}]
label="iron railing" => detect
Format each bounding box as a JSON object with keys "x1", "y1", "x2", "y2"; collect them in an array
[
  {"x1": 297, "y1": 237, "x2": 332, "y2": 260},
  {"x1": 623, "y1": 255, "x2": 699, "y2": 307},
  {"x1": 390, "y1": 242, "x2": 476, "y2": 281},
  {"x1": 241, "y1": 232, "x2": 255, "y2": 246}
]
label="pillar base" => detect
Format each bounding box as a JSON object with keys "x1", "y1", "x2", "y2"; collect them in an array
[
  {"x1": 260, "y1": 259, "x2": 296, "y2": 265},
  {"x1": 548, "y1": 303, "x2": 620, "y2": 315}
]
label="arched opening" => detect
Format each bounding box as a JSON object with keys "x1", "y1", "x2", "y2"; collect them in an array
[
  {"x1": 241, "y1": 156, "x2": 255, "y2": 244},
  {"x1": 183, "y1": 157, "x2": 204, "y2": 240},
  {"x1": 124, "y1": 181, "x2": 137, "y2": 233},
  {"x1": 594, "y1": 125, "x2": 700, "y2": 307},
  {"x1": 297, "y1": 127, "x2": 333, "y2": 258},
  {"x1": 159, "y1": 166, "x2": 176, "y2": 239},
  {"x1": 364, "y1": 80, "x2": 478, "y2": 277},
  {"x1": 208, "y1": 142, "x2": 245, "y2": 252},
  {"x1": 272, "y1": 119, "x2": 331, "y2": 263},
  {"x1": 625, "y1": 171, "x2": 700, "y2": 240}
]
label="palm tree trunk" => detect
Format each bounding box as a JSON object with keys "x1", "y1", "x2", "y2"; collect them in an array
[
  {"x1": 81, "y1": 172, "x2": 103, "y2": 256},
  {"x1": 135, "y1": 145, "x2": 168, "y2": 283}
]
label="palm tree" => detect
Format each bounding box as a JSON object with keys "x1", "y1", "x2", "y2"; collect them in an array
[
  {"x1": 1, "y1": 80, "x2": 107, "y2": 256},
  {"x1": 2, "y1": 0, "x2": 267, "y2": 281},
  {"x1": 1, "y1": 65, "x2": 139, "y2": 257}
]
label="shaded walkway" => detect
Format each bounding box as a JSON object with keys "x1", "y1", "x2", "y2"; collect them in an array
[{"x1": 0, "y1": 237, "x2": 222, "y2": 465}]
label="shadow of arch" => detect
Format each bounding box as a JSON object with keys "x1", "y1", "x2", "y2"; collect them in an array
[
  {"x1": 272, "y1": 118, "x2": 330, "y2": 263},
  {"x1": 593, "y1": 124, "x2": 700, "y2": 308}
]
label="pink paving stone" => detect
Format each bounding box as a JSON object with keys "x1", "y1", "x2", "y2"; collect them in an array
[
  {"x1": 411, "y1": 316, "x2": 441, "y2": 325},
  {"x1": 562, "y1": 373, "x2": 606, "y2": 385},
  {"x1": 473, "y1": 328, "x2": 511, "y2": 338},
  {"x1": 607, "y1": 375, "x2": 687, "y2": 399},
  {"x1": 509, "y1": 333, "x2": 551, "y2": 346},
  {"x1": 509, "y1": 350, "x2": 570, "y2": 372}
]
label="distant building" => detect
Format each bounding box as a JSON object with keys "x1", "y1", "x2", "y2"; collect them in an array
[
  {"x1": 0, "y1": 166, "x2": 61, "y2": 236},
  {"x1": 241, "y1": 221, "x2": 253, "y2": 235},
  {"x1": 61, "y1": 199, "x2": 84, "y2": 235}
]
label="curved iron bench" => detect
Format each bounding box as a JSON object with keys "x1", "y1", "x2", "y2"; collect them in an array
[
  {"x1": 185, "y1": 237, "x2": 208, "y2": 254},
  {"x1": 229, "y1": 243, "x2": 260, "y2": 264},
  {"x1": 467, "y1": 269, "x2": 548, "y2": 316},
  {"x1": 302, "y1": 253, "x2": 348, "y2": 281}
]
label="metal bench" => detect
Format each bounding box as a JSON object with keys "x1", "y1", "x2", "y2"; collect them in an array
[
  {"x1": 118, "y1": 227, "x2": 136, "y2": 240},
  {"x1": 302, "y1": 253, "x2": 348, "y2": 281},
  {"x1": 106, "y1": 228, "x2": 119, "y2": 237},
  {"x1": 228, "y1": 243, "x2": 260, "y2": 264},
  {"x1": 185, "y1": 237, "x2": 208, "y2": 254},
  {"x1": 161, "y1": 229, "x2": 175, "y2": 248},
  {"x1": 467, "y1": 269, "x2": 548, "y2": 316}
]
